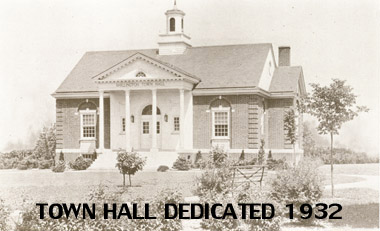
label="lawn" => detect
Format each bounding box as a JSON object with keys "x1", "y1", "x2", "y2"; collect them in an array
[
  {"x1": 0, "y1": 169, "x2": 202, "y2": 212},
  {"x1": 0, "y1": 163, "x2": 378, "y2": 230}
]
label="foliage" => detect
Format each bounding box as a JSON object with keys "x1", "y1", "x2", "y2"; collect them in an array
[
  {"x1": 69, "y1": 156, "x2": 93, "y2": 171},
  {"x1": 267, "y1": 158, "x2": 288, "y2": 170},
  {"x1": 33, "y1": 124, "x2": 56, "y2": 166},
  {"x1": 257, "y1": 139, "x2": 265, "y2": 165},
  {"x1": 15, "y1": 187, "x2": 182, "y2": 231},
  {"x1": 157, "y1": 165, "x2": 169, "y2": 172},
  {"x1": 38, "y1": 159, "x2": 53, "y2": 169},
  {"x1": 116, "y1": 150, "x2": 146, "y2": 187},
  {"x1": 239, "y1": 149, "x2": 245, "y2": 161},
  {"x1": 270, "y1": 157, "x2": 323, "y2": 224},
  {"x1": 195, "y1": 164, "x2": 234, "y2": 197},
  {"x1": 172, "y1": 157, "x2": 191, "y2": 171},
  {"x1": 0, "y1": 199, "x2": 10, "y2": 231},
  {"x1": 128, "y1": 189, "x2": 183, "y2": 231},
  {"x1": 52, "y1": 160, "x2": 66, "y2": 173},
  {"x1": 193, "y1": 150, "x2": 202, "y2": 168},
  {"x1": 305, "y1": 147, "x2": 379, "y2": 164},
  {"x1": 17, "y1": 160, "x2": 28, "y2": 170},
  {"x1": 210, "y1": 146, "x2": 228, "y2": 168},
  {"x1": 59, "y1": 151, "x2": 64, "y2": 161},
  {"x1": 284, "y1": 109, "x2": 297, "y2": 145},
  {"x1": 304, "y1": 79, "x2": 368, "y2": 197}
]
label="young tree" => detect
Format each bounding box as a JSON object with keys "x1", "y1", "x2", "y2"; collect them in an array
[
  {"x1": 33, "y1": 124, "x2": 56, "y2": 166},
  {"x1": 284, "y1": 108, "x2": 297, "y2": 166},
  {"x1": 305, "y1": 79, "x2": 368, "y2": 197},
  {"x1": 257, "y1": 139, "x2": 265, "y2": 165},
  {"x1": 116, "y1": 150, "x2": 146, "y2": 187}
]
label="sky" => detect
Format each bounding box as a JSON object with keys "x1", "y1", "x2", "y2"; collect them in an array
[{"x1": 0, "y1": 0, "x2": 379, "y2": 155}]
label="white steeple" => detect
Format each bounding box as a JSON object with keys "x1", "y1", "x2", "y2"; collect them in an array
[{"x1": 158, "y1": 0, "x2": 191, "y2": 55}]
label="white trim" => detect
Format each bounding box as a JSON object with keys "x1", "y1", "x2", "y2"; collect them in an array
[
  {"x1": 52, "y1": 92, "x2": 110, "y2": 99},
  {"x1": 211, "y1": 107, "x2": 230, "y2": 139},
  {"x1": 79, "y1": 109, "x2": 97, "y2": 140}
]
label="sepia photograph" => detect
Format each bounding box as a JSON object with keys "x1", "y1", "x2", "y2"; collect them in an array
[{"x1": 0, "y1": 0, "x2": 379, "y2": 230}]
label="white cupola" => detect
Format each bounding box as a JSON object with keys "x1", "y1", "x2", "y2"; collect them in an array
[{"x1": 158, "y1": 0, "x2": 191, "y2": 55}]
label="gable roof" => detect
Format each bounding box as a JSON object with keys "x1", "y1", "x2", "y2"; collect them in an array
[
  {"x1": 54, "y1": 43, "x2": 272, "y2": 93},
  {"x1": 269, "y1": 66, "x2": 306, "y2": 96}
]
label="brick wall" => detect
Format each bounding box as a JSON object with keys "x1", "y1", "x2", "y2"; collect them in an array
[
  {"x1": 193, "y1": 95, "x2": 261, "y2": 149},
  {"x1": 267, "y1": 98, "x2": 293, "y2": 149},
  {"x1": 56, "y1": 98, "x2": 110, "y2": 150}
]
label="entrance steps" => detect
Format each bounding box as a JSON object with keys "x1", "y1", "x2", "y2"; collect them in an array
[
  {"x1": 88, "y1": 150, "x2": 178, "y2": 171},
  {"x1": 88, "y1": 149, "x2": 117, "y2": 170}
]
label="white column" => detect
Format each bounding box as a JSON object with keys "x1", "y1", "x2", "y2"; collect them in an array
[
  {"x1": 125, "y1": 90, "x2": 131, "y2": 152},
  {"x1": 99, "y1": 90, "x2": 105, "y2": 151},
  {"x1": 151, "y1": 89, "x2": 158, "y2": 151},
  {"x1": 179, "y1": 89, "x2": 185, "y2": 150}
]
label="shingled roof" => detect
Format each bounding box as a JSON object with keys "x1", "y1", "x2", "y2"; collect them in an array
[
  {"x1": 269, "y1": 66, "x2": 306, "y2": 96},
  {"x1": 55, "y1": 43, "x2": 304, "y2": 95}
]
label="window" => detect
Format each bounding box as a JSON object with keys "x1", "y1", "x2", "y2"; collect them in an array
[
  {"x1": 81, "y1": 111, "x2": 96, "y2": 139},
  {"x1": 174, "y1": 117, "x2": 180, "y2": 131},
  {"x1": 122, "y1": 118, "x2": 125, "y2": 132},
  {"x1": 136, "y1": 71, "x2": 146, "y2": 77},
  {"x1": 143, "y1": 122, "x2": 149, "y2": 134},
  {"x1": 181, "y1": 18, "x2": 184, "y2": 31},
  {"x1": 213, "y1": 110, "x2": 229, "y2": 138},
  {"x1": 170, "y1": 18, "x2": 175, "y2": 32},
  {"x1": 157, "y1": 121, "x2": 160, "y2": 134}
]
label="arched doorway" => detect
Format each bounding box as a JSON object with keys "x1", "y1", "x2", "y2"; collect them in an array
[{"x1": 140, "y1": 105, "x2": 162, "y2": 150}]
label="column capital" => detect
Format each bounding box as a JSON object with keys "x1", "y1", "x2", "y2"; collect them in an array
[
  {"x1": 99, "y1": 90, "x2": 104, "y2": 94},
  {"x1": 124, "y1": 89, "x2": 130, "y2": 94},
  {"x1": 152, "y1": 88, "x2": 157, "y2": 93}
]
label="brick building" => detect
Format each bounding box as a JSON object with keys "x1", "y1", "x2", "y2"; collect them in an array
[{"x1": 53, "y1": 3, "x2": 306, "y2": 168}]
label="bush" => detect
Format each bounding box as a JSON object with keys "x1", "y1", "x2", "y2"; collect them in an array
[
  {"x1": 0, "y1": 199, "x2": 9, "y2": 231},
  {"x1": 210, "y1": 147, "x2": 227, "y2": 167},
  {"x1": 17, "y1": 160, "x2": 29, "y2": 170},
  {"x1": 267, "y1": 158, "x2": 288, "y2": 170},
  {"x1": 52, "y1": 160, "x2": 66, "y2": 173},
  {"x1": 172, "y1": 157, "x2": 190, "y2": 171},
  {"x1": 270, "y1": 157, "x2": 323, "y2": 224},
  {"x1": 69, "y1": 156, "x2": 93, "y2": 170},
  {"x1": 38, "y1": 159, "x2": 53, "y2": 169},
  {"x1": 157, "y1": 165, "x2": 169, "y2": 172}
]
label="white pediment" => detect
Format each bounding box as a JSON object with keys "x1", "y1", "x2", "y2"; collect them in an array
[{"x1": 93, "y1": 53, "x2": 199, "y2": 84}]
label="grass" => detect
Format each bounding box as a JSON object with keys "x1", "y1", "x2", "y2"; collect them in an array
[
  {"x1": 0, "y1": 169, "x2": 202, "y2": 212},
  {"x1": 318, "y1": 163, "x2": 379, "y2": 176},
  {"x1": 0, "y1": 163, "x2": 378, "y2": 230}
]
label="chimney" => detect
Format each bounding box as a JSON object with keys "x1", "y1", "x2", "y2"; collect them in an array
[{"x1": 278, "y1": 46, "x2": 291, "y2": 66}]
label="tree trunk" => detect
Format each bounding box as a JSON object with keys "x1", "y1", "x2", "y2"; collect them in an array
[
  {"x1": 129, "y1": 174, "x2": 132, "y2": 187},
  {"x1": 123, "y1": 174, "x2": 126, "y2": 187},
  {"x1": 330, "y1": 133, "x2": 334, "y2": 198}
]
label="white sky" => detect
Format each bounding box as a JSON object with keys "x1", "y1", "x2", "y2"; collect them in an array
[{"x1": 0, "y1": 0, "x2": 379, "y2": 155}]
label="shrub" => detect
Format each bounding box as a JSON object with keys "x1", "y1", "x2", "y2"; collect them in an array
[
  {"x1": 157, "y1": 165, "x2": 169, "y2": 172},
  {"x1": 38, "y1": 159, "x2": 53, "y2": 169},
  {"x1": 267, "y1": 158, "x2": 288, "y2": 170},
  {"x1": 193, "y1": 151, "x2": 202, "y2": 168},
  {"x1": 52, "y1": 160, "x2": 66, "y2": 173},
  {"x1": 69, "y1": 156, "x2": 93, "y2": 170},
  {"x1": 210, "y1": 146, "x2": 227, "y2": 167},
  {"x1": 0, "y1": 199, "x2": 9, "y2": 231},
  {"x1": 116, "y1": 150, "x2": 146, "y2": 187},
  {"x1": 172, "y1": 157, "x2": 191, "y2": 171},
  {"x1": 59, "y1": 151, "x2": 64, "y2": 161},
  {"x1": 17, "y1": 160, "x2": 29, "y2": 170},
  {"x1": 257, "y1": 139, "x2": 265, "y2": 165},
  {"x1": 239, "y1": 149, "x2": 245, "y2": 161},
  {"x1": 128, "y1": 189, "x2": 183, "y2": 231},
  {"x1": 270, "y1": 157, "x2": 323, "y2": 224}
]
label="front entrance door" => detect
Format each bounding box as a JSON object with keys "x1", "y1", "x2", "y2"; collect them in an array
[{"x1": 140, "y1": 105, "x2": 162, "y2": 150}]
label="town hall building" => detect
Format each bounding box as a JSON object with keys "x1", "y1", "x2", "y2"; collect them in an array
[{"x1": 53, "y1": 2, "x2": 306, "y2": 168}]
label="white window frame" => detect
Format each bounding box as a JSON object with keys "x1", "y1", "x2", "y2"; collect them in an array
[
  {"x1": 173, "y1": 116, "x2": 180, "y2": 132},
  {"x1": 211, "y1": 107, "x2": 230, "y2": 139},
  {"x1": 80, "y1": 110, "x2": 97, "y2": 140}
]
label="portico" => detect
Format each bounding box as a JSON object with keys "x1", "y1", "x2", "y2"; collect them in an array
[{"x1": 95, "y1": 53, "x2": 199, "y2": 153}]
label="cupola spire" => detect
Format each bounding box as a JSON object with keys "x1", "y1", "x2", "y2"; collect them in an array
[{"x1": 158, "y1": 1, "x2": 191, "y2": 55}]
